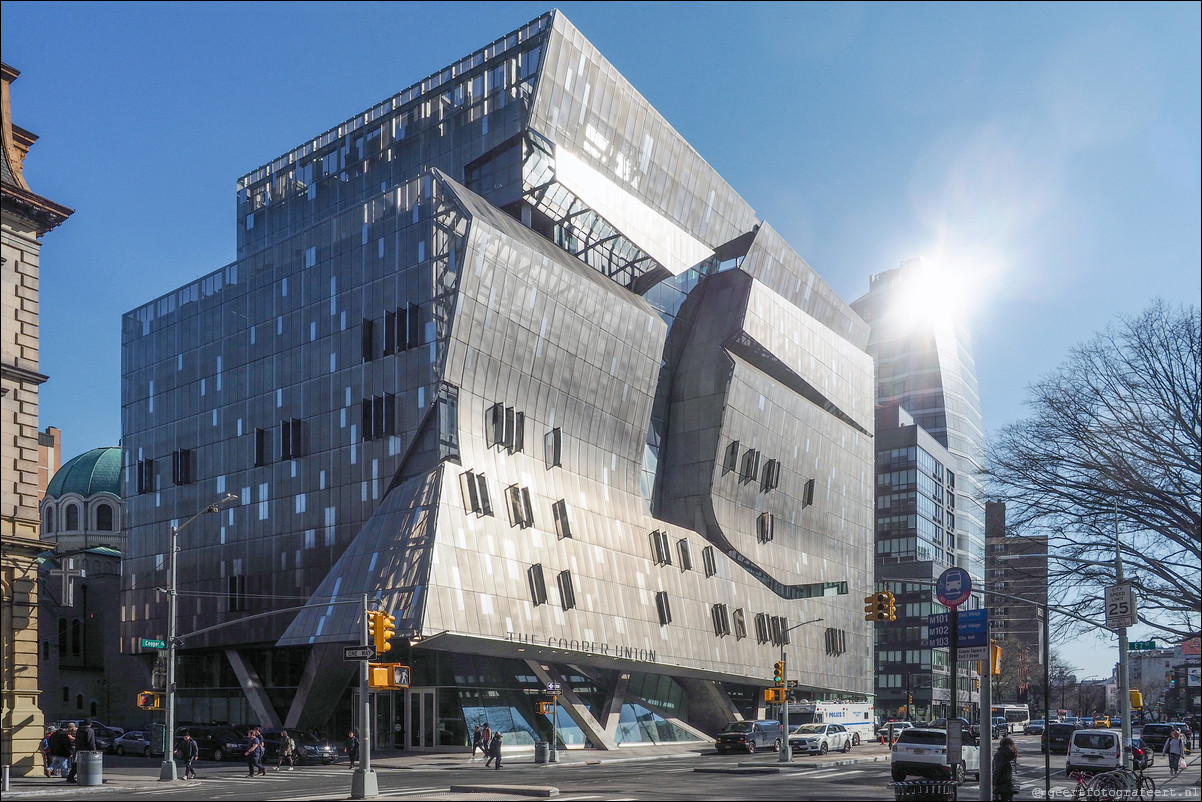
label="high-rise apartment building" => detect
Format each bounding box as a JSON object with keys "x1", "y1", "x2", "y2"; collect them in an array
[
  {"x1": 984, "y1": 500, "x2": 1047, "y2": 707},
  {"x1": 120, "y1": 11, "x2": 876, "y2": 748},
  {"x1": 853, "y1": 259, "x2": 988, "y2": 722}
]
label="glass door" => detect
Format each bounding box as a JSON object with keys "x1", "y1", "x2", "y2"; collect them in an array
[{"x1": 407, "y1": 688, "x2": 437, "y2": 749}]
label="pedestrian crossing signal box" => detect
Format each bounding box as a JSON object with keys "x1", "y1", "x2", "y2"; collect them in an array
[
  {"x1": 537, "y1": 702, "x2": 556, "y2": 715},
  {"x1": 367, "y1": 663, "x2": 411, "y2": 689},
  {"x1": 137, "y1": 691, "x2": 161, "y2": 709},
  {"x1": 764, "y1": 688, "x2": 785, "y2": 703}
]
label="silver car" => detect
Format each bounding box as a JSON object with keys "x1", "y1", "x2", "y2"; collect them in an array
[{"x1": 789, "y1": 723, "x2": 852, "y2": 755}]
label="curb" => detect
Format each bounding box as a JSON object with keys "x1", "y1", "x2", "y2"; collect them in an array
[{"x1": 449, "y1": 784, "x2": 559, "y2": 797}]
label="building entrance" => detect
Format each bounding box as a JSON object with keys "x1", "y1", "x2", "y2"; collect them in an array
[{"x1": 408, "y1": 687, "x2": 436, "y2": 749}]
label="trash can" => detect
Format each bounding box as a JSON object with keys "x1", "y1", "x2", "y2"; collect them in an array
[
  {"x1": 77, "y1": 751, "x2": 103, "y2": 787},
  {"x1": 534, "y1": 742, "x2": 549, "y2": 764}
]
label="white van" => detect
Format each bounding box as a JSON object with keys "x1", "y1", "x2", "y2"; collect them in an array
[
  {"x1": 891, "y1": 727, "x2": 980, "y2": 784},
  {"x1": 1066, "y1": 729, "x2": 1122, "y2": 775}
]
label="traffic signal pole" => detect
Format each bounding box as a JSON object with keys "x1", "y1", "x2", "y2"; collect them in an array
[
  {"x1": 778, "y1": 644, "x2": 790, "y2": 764},
  {"x1": 351, "y1": 595, "x2": 378, "y2": 799}
]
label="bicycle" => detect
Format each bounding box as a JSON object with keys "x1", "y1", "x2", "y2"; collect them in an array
[{"x1": 1071, "y1": 766, "x2": 1155, "y2": 802}]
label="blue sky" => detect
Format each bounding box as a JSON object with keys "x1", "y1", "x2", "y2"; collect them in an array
[{"x1": 5, "y1": 2, "x2": 1199, "y2": 683}]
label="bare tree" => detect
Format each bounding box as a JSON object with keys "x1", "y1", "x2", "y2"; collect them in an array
[{"x1": 988, "y1": 300, "x2": 1201, "y2": 639}]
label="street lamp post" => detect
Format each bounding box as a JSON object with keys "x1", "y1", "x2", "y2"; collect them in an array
[
  {"x1": 778, "y1": 618, "x2": 824, "y2": 764},
  {"x1": 159, "y1": 493, "x2": 238, "y2": 782}
]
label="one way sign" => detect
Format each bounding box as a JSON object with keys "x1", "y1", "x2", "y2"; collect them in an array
[{"x1": 344, "y1": 646, "x2": 376, "y2": 660}]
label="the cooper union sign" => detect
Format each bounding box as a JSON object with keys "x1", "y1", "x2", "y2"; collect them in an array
[{"x1": 505, "y1": 631, "x2": 660, "y2": 663}]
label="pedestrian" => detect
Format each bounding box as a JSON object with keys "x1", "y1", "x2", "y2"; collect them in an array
[
  {"x1": 39, "y1": 729, "x2": 54, "y2": 777},
  {"x1": 1163, "y1": 729, "x2": 1186, "y2": 778},
  {"x1": 177, "y1": 731, "x2": 199, "y2": 779},
  {"x1": 244, "y1": 728, "x2": 263, "y2": 777},
  {"x1": 62, "y1": 723, "x2": 79, "y2": 783},
  {"x1": 47, "y1": 724, "x2": 72, "y2": 778},
  {"x1": 66, "y1": 719, "x2": 97, "y2": 783},
  {"x1": 471, "y1": 725, "x2": 483, "y2": 760},
  {"x1": 992, "y1": 736, "x2": 1018, "y2": 802},
  {"x1": 275, "y1": 729, "x2": 296, "y2": 771},
  {"x1": 490, "y1": 733, "x2": 503, "y2": 770},
  {"x1": 480, "y1": 723, "x2": 492, "y2": 757},
  {"x1": 345, "y1": 730, "x2": 360, "y2": 769},
  {"x1": 255, "y1": 728, "x2": 267, "y2": 775}
]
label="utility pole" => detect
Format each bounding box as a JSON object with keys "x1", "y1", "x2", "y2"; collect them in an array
[{"x1": 351, "y1": 594, "x2": 378, "y2": 799}]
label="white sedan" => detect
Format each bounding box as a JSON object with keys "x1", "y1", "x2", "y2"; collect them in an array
[{"x1": 789, "y1": 723, "x2": 853, "y2": 755}]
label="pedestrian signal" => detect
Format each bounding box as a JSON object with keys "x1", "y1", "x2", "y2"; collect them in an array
[
  {"x1": 764, "y1": 688, "x2": 784, "y2": 703},
  {"x1": 137, "y1": 691, "x2": 160, "y2": 709},
  {"x1": 1129, "y1": 689, "x2": 1144, "y2": 709}
]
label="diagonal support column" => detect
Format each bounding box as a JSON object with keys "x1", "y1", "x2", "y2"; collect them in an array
[
  {"x1": 525, "y1": 660, "x2": 614, "y2": 750},
  {"x1": 226, "y1": 648, "x2": 282, "y2": 728}
]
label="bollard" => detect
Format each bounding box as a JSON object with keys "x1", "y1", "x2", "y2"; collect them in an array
[{"x1": 3, "y1": 764, "x2": 10, "y2": 793}]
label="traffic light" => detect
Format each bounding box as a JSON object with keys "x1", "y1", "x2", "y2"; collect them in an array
[
  {"x1": 773, "y1": 660, "x2": 785, "y2": 686},
  {"x1": 872, "y1": 592, "x2": 891, "y2": 622},
  {"x1": 908, "y1": 693, "x2": 914, "y2": 706},
  {"x1": 367, "y1": 663, "x2": 411, "y2": 689},
  {"x1": 764, "y1": 688, "x2": 784, "y2": 703},
  {"x1": 864, "y1": 594, "x2": 878, "y2": 621},
  {"x1": 973, "y1": 678, "x2": 980, "y2": 691},
  {"x1": 137, "y1": 691, "x2": 161, "y2": 710},
  {"x1": 885, "y1": 591, "x2": 897, "y2": 622},
  {"x1": 1129, "y1": 689, "x2": 1144, "y2": 709},
  {"x1": 369, "y1": 609, "x2": 397, "y2": 655},
  {"x1": 990, "y1": 641, "x2": 1002, "y2": 676}
]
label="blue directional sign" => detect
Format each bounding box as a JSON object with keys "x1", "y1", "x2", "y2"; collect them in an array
[
  {"x1": 928, "y1": 613, "x2": 951, "y2": 648},
  {"x1": 926, "y1": 608, "x2": 988, "y2": 653},
  {"x1": 936, "y1": 567, "x2": 972, "y2": 608}
]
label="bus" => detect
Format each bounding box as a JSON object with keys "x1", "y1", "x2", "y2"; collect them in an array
[{"x1": 991, "y1": 704, "x2": 1031, "y2": 734}]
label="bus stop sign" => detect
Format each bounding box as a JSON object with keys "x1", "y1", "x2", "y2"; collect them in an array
[{"x1": 936, "y1": 567, "x2": 972, "y2": 608}]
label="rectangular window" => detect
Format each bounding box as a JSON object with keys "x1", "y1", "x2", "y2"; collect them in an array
[
  {"x1": 824, "y1": 627, "x2": 847, "y2": 657},
  {"x1": 677, "y1": 538, "x2": 693, "y2": 571},
  {"x1": 740, "y1": 448, "x2": 760, "y2": 483},
  {"x1": 702, "y1": 545, "x2": 717, "y2": 578},
  {"x1": 512, "y1": 411, "x2": 525, "y2": 454},
  {"x1": 544, "y1": 428, "x2": 562, "y2": 468},
  {"x1": 754, "y1": 613, "x2": 770, "y2": 644},
  {"x1": 655, "y1": 591, "x2": 672, "y2": 626},
  {"x1": 362, "y1": 394, "x2": 396, "y2": 441},
  {"x1": 254, "y1": 428, "x2": 268, "y2": 467},
  {"x1": 802, "y1": 477, "x2": 816, "y2": 507},
  {"x1": 281, "y1": 419, "x2": 303, "y2": 460},
  {"x1": 506, "y1": 485, "x2": 533, "y2": 528},
  {"x1": 384, "y1": 310, "x2": 397, "y2": 354},
  {"x1": 557, "y1": 570, "x2": 576, "y2": 611},
  {"x1": 757, "y1": 512, "x2": 774, "y2": 543},
  {"x1": 487, "y1": 403, "x2": 504, "y2": 448},
  {"x1": 733, "y1": 608, "x2": 747, "y2": 640},
  {"x1": 136, "y1": 458, "x2": 154, "y2": 494},
  {"x1": 172, "y1": 449, "x2": 192, "y2": 485},
  {"x1": 407, "y1": 302, "x2": 422, "y2": 348},
  {"x1": 361, "y1": 318, "x2": 374, "y2": 362},
  {"x1": 761, "y1": 458, "x2": 780, "y2": 492},
  {"x1": 649, "y1": 530, "x2": 672, "y2": 566},
  {"x1": 552, "y1": 499, "x2": 571, "y2": 540},
  {"x1": 711, "y1": 603, "x2": 730, "y2": 637},
  {"x1": 770, "y1": 615, "x2": 790, "y2": 646},
  {"x1": 460, "y1": 471, "x2": 480, "y2": 514},
  {"x1": 227, "y1": 575, "x2": 247, "y2": 612},
  {"x1": 437, "y1": 383, "x2": 459, "y2": 462},
  {"x1": 528, "y1": 564, "x2": 548, "y2": 606},
  {"x1": 722, "y1": 440, "x2": 740, "y2": 474}
]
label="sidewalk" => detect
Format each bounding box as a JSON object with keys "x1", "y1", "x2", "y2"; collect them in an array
[{"x1": 2, "y1": 741, "x2": 900, "y2": 798}]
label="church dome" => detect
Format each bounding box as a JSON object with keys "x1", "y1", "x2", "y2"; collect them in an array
[{"x1": 45, "y1": 447, "x2": 121, "y2": 499}]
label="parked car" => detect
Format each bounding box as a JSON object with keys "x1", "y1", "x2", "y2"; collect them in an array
[
  {"x1": 1024, "y1": 720, "x2": 1046, "y2": 736},
  {"x1": 110, "y1": 730, "x2": 153, "y2": 756},
  {"x1": 175, "y1": 725, "x2": 249, "y2": 761},
  {"x1": 1080, "y1": 717, "x2": 1096, "y2": 729},
  {"x1": 1067, "y1": 729, "x2": 1130, "y2": 775},
  {"x1": 714, "y1": 720, "x2": 783, "y2": 754},
  {"x1": 1042, "y1": 723, "x2": 1080, "y2": 754},
  {"x1": 1130, "y1": 738, "x2": 1155, "y2": 771},
  {"x1": 878, "y1": 721, "x2": 916, "y2": 741},
  {"x1": 91, "y1": 725, "x2": 119, "y2": 752},
  {"x1": 891, "y1": 728, "x2": 981, "y2": 784},
  {"x1": 789, "y1": 723, "x2": 852, "y2": 755},
  {"x1": 1138, "y1": 723, "x2": 1175, "y2": 752}
]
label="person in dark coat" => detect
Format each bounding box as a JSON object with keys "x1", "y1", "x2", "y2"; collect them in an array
[
  {"x1": 471, "y1": 725, "x2": 483, "y2": 760},
  {"x1": 177, "y1": 731, "x2": 199, "y2": 779},
  {"x1": 66, "y1": 719, "x2": 97, "y2": 782},
  {"x1": 244, "y1": 729, "x2": 263, "y2": 777},
  {"x1": 48, "y1": 725, "x2": 73, "y2": 778},
  {"x1": 489, "y1": 733, "x2": 503, "y2": 770},
  {"x1": 344, "y1": 730, "x2": 360, "y2": 769},
  {"x1": 992, "y1": 736, "x2": 1018, "y2": 802}
]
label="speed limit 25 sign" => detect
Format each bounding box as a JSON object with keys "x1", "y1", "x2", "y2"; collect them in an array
[{"x1": 1105, "y1": 583, "x2": 1138, "y2": 629}]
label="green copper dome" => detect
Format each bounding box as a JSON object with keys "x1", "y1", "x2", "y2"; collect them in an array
[{"x1": 45, "y1": 447, "x2": 122, "y2": 499}]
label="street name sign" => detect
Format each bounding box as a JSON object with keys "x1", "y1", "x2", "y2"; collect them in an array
[
  {"x1": 140, "y1": 638, "x2": 167, "y2": 650},
  {"x1": 1104, "y1": 583, "x2": 1137, "y2": 629},
  {"x1": 1128, "y1": 640, "x2": 1157, "y2": 651},
  {"x1": 344, "y1": 646, "x2": 376, "y2": 660}
]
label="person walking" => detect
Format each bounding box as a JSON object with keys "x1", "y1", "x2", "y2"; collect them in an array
[
  {"x1": 61, "y1": 723, "x2": 79, "y2": 783},
  {"x1": 244, "y1": 728, "x2": 263, "y2": 777},
  {"x1": 1163, "y1": 729, "x2": 1186, "y2": 778},
  {"x1": 992, "y1": 736, "x2": 1018, "y2": 802},
  {"x1": 344, "y1": 730, "x2": 360, "y2": 769},
  {"x1": 66, "y1": 719, "x2": 97, "y2": 783},
  {"x1": 47, "y1": 724, "x2": 72, "y2": 778},
  {"x1": 471, "y1": 725, "x2": 483, "y2": 761},
  {"x1": 275, "y1": 729, "x2": 296, "y2": 771},
  {"x1": 255, "y1": 728, "x2": 267, "y2": 775},
  {"x1": 490, "y1": 733, "x2": 503, "y2": 770},
  {"x1": 177, "y1": 731, "x2": 199, "y2": 779},
  {"x1": 39, "y1": 729, "x2": 54, "y2": 777}
]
